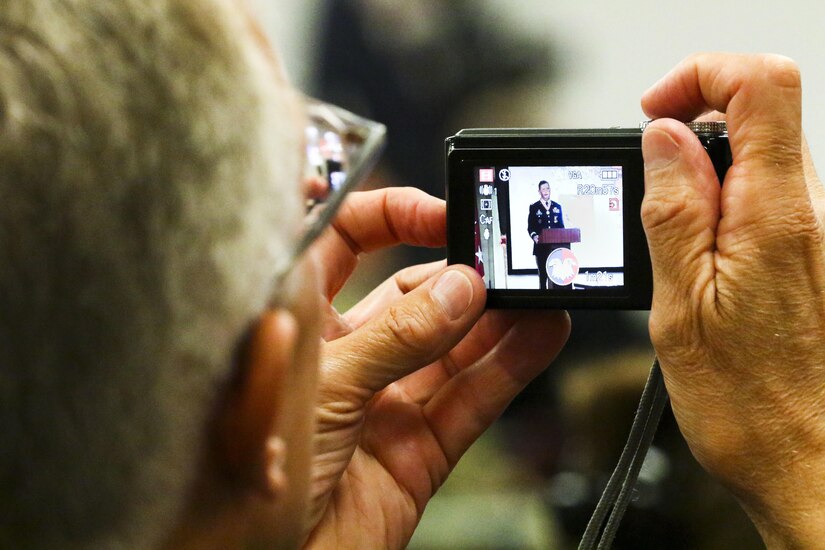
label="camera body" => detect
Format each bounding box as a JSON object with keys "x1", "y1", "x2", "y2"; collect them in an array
[{"x1": 446, "y1": 124, "x2": 730, "y2": 309}]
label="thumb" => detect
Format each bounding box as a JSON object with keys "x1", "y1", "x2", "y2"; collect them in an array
[
  {"x1": 641, "y1": 118, "x2": 721, "y2": 309},
  {"x1": 321, "y1": 265, "x2": 486, "y2": 400}
]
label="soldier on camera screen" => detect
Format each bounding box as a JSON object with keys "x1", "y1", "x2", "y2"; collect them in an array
[{"x1": 528, "y1": 180, "x2": 567, "y2": 288}]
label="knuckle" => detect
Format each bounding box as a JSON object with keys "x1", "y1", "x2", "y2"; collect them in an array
[
  {"x1": 647, "y1": 308, "x2": 681, "y2": 352},
  {"x1": 647, "y1": 307, "x2": 705, "y2": 365},
  {"x1": 682, "y1": 51, "x2": 708, "y2": 68},
  {"x1": 686, "y1": 51, "x2": 715, "y2": 69},
  {"x1": 641, "y1": 190, "x2": 695, "y2": 235},
  {"x1": 758, "y1": 54, "x2": 802, "y2": 90},
  {"x1": 383, "y1": 303, "x2": 437, "y2": 359}
]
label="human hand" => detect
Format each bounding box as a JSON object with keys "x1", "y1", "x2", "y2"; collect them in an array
[
  {"x1": 641, "y1": 53, "x2": 825, "y2": 547},
  {"x1": 302, "y1": 187, "x2": 570, "y2": 548}
]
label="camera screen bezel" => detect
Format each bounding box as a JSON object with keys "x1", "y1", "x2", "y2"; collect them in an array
[{"x1": 447, "y1": 138, "x2": 651, "y2": 309}]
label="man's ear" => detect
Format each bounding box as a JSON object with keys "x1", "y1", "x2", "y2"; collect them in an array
[{"x1": 217, "y1": 310, "x2": 298, "y2": 497}]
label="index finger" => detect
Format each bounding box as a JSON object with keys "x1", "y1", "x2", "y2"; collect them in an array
[
  {"x1": 320, "y1": 265, "x2": 487, "y2": 400},
  {"x1": 642, "y1": 53, "x2": 803, "y2": 179},
  {"x1": 642, "y1": 53, "x2": 813, "y2": 243},
  {"x1": 312, "y1": 187, "x2": 446, "y2": 299}
]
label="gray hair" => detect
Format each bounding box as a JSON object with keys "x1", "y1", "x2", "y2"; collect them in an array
[{"x1": 0, "y1": 0, "x2": 303, "y2": 547}]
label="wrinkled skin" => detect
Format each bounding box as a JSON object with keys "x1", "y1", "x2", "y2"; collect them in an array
[
  {"x1": 300, "y1": 188, "x2": 570, "y2": 548},
  {"x1": 641, "y1": 52, "x2": 825, "y2": 548}
]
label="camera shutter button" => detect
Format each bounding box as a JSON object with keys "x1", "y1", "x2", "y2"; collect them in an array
[
  {"x1": 640, "y1": 120, "x2": 727, "y2": 137},
  {"x1": 686, "y1": 120, "x2": 727, "y2": 136}
]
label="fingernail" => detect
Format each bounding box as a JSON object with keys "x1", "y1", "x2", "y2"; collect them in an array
[
  {"x1": 431, "y1": 270, "x2": 473, "y2": 320},
  {"x1": 643, "y1": 129, "x2": 681, "y2": 171}
]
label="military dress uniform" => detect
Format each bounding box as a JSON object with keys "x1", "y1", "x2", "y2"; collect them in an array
[{"x1": 527, "y1": 199, "x2": 566, "y2": 289}]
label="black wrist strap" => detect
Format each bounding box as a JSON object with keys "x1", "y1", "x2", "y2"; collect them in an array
[{"x1": 578, "y1": 356, "x2": 670, "y2": 550}]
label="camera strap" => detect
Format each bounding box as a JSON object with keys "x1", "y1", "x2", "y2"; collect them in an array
[{"x1": 578, "y1": 356, "x2": 669, "y2": 550}]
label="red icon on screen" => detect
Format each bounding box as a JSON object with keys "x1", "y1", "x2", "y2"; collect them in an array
[
  {"x1": 479, "y1": 168, "x2": 494, "y2": 183},
  {"x1": 609, "y1": 198, "x2": 620, "y2": 211}
]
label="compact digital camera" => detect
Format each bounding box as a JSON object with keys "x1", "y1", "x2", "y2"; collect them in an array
[{"x1": 445, "y1": 122, "x2": 731, "y2": 309}]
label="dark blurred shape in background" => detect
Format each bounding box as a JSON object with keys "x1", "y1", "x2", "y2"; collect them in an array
[{"x1": 313, "y1": 0, "x2": 555, "y2": 199}]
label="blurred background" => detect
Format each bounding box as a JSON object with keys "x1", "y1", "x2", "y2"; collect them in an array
[{"x1": 250, "y1": 1, "x2": 825, "y2": 547}]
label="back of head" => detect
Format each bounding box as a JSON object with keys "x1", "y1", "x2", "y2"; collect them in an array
[{"x1": 0, "y1": 0, "x2": 302, "y2": 547}]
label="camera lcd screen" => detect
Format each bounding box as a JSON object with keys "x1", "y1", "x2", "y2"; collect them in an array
[
  {"x1": 474, "y1": 164, "x2": 624, "y2": 292},
  {"x1": 446, "y1": 128, "x2": 653, "y2": 309}
]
